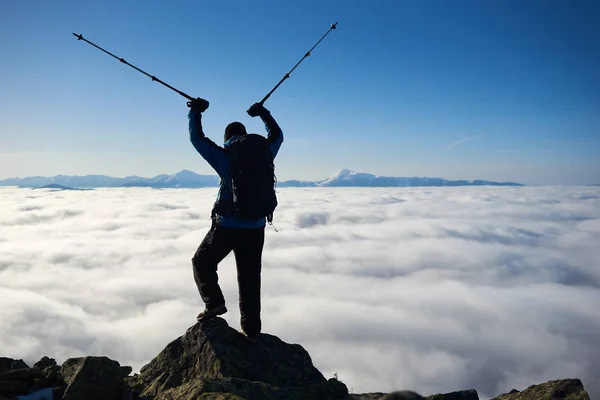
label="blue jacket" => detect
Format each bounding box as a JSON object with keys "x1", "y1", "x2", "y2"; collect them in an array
[{"x1": 188, "y1": 109, "x2": 284, "y2": 229}]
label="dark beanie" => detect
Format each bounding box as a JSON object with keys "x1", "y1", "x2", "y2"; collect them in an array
[{"x1": 224, "y1": 122, "x2": 247, "y2": 142}]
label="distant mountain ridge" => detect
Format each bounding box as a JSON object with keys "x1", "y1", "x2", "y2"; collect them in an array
[
  {"x1": 311, "y1": 169, "x2": 521, "y2": 187},
  {"x1": 33, "y1": 184, "x2": 92, "y2": 191},
  {"x1": 0, "y1": 170, "x2": 220, "y2": 189},
  {"x1": 0, "y1": 169, "x2": 523, "y2": 188}
]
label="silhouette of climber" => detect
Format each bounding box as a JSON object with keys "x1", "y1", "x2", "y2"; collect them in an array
[{"x1": 187, "y1": 98, "x2": 283, "y2": 339}]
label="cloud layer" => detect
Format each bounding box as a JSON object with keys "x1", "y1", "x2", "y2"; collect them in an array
[{"x1": 1, "y1": 186, "x2": 599, "y2": 399}]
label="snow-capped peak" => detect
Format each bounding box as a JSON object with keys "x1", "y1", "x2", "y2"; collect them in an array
[{"x1": 321, "y1": 169, "x2": 356, "y2": 183}]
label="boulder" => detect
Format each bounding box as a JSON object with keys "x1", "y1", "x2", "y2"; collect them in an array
[
  {"x1": 427, "y1": 389, "x2": 479, "y2": 400},
  {"x1": 31, "y1": 365, "x2": 63, "y2": 393},
  {"x1": 0, "y1": 368, "x2": 43, "y2": 398},
  {"x1": 382, "y1": 391, "x2": 426, "y2": 399},
  {"x1": 33, "y1": 357, "x2": 57, "y2": 370},
  {"x1": 129, "y1": 317, "x2": 348, "y2": 400},
  {"x1": 0, "y1": 379, "x2": 27, "y2": 394},
  {"x1": 61, "y1": 356, "x2": 130, "y2": 400},
  {"x1": 491, "y1": 379, "x2": 589, "y2": 400},
  {"x1": 0, "y1": 358, "x2": 28, "y2": 372},
  {"x1": 0, "y1": 368, "x2": 43, "y2": 382}
]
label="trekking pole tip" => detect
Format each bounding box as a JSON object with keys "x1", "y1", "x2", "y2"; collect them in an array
[
  {"x1": 72, "y1": 32, "x2": 83, "y2": 40},
  {"x1": 331, "y1": 22, "x2": 338, "y2": 29}
]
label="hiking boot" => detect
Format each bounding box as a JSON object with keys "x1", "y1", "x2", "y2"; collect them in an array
[{"x1": 196, "y1": 305, "x2": 228, "y2": 322}]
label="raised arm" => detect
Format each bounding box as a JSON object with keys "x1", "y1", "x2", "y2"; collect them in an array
[
  {"x1": 188, "y1": 98, "x2": 229, "y2": 178},
  {"x1": 247, "y1": 103, "x2": 284, "y2": 159}
]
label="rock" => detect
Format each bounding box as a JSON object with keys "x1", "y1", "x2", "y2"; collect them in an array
[
  {"x1": 350, "y1": 393, "x2": 388, "y2": 400},
  {"x1": 0, "y1": 368, "x2": 43, "y2": 397},
  {"x1": 120, "y1": 366, "x2": 133, "y2": 377},
  {"x1": 427, "y1": 389, "x2": 479, "y2": 400},
  {"x1": 0, "y1": 379, "x2": 27, "y2": 394},
  {"x1": 383, "y1": 391, "x2": 426, "y2": 399},
  {"x1": 0, "y1": 358, "x2": 29, "y2": 372},
  {"x1": 61, "y1": 356, "x2": 129, "y2": 400},
  {"x1": 31, "y1": 365, "x2": 62, "y2": 392},
  {"x1": 0, "y1": 368, "x2": 43, "y2": 382},
  {"x1": 129, "y1": 317, "x2": 348, "y2": 400},
  {"x1": 124, "y1": 376, "x2": 145, "y2": 396},
  {"x1": 328, "y1": 378, "x2": 352, "y2": 399},
  {"x1": 33, "y1": 357, "x2": 57, "y2": 370},
  {"x1": 491, "y1": 379, "x2": 590, "y2": 400}
]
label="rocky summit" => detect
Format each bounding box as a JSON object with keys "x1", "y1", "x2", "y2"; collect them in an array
[
  {"x1": 490, "y1": 379, "x2": 590, "y2": 400},
  {"x1": 0, "y1": 319, "x2": 592, "y2": 400},
  {"x1": 127, "y1": 317, "x2": 347, "y2": 400}
]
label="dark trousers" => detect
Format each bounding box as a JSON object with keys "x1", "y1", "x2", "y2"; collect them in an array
[{"x1": 192, "y1": 223, "x2": 265, "y2": 335}]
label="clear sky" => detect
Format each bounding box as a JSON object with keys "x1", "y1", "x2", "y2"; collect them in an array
[{"x1": 1, "y1": 0, "x2": 598, "y2": 185}]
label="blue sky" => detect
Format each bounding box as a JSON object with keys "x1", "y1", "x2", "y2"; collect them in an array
[{"x1": 1, "y1": 0, "x2": 598, "y2": 185}]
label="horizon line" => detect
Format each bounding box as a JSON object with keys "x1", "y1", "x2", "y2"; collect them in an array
[{"x1": 0, "y1": 168, "x2": 526, "y2": 184}]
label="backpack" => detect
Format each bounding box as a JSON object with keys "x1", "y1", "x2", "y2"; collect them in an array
[{"x1": 225, "y1": 134, "x2": 278, "y2": 221}]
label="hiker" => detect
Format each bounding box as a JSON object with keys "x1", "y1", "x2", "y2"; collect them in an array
[{"x1": 187, "y1": 98, "x2": 283, "y2": 339}]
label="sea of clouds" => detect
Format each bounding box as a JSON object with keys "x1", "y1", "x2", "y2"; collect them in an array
[{"x1": 1, "y1": 186, "x2": 599, "y2": 399}]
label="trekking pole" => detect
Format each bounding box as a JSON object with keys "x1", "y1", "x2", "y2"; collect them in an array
[
  {"x1": 72, "y1": 33, "x2": 195, "y2": 104},
  {"x1": 255, "y1": 22, "x2": 338, "y2": 108}
]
